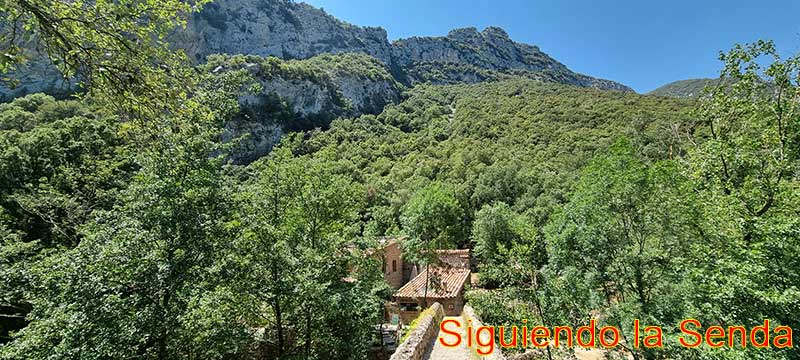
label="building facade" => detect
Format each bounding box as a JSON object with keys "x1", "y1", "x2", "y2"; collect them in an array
[{"x1": 377, "y1": 239, "x2": 471, "y2": 324}]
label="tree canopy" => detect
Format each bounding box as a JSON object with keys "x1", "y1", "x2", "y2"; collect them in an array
[{"x1": 0, "y1": 2, "x2": 797, "y2": 358}]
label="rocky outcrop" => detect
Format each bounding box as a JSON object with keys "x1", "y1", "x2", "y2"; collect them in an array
[
  {"x1": 392, "y1": 27, "x2": 557, "y2": 73},
  {"x1": 182, "y1": 1, "x2": 632, "y2": 91},
  {"x1": 209, "y1": 53, "x2": 402, "y2": 163},
  {"x1": 3, "y1": 0, "x2": 633, "y2": 100},
  {"x1": 178, "y1": 0, "x2": 393, "y2": 63},
  {"x1": 392, "y1": 27, "x2": 632, "y2": 91},
  {"x1": 0, "y1": 50, "x2": 76, "y2": 102}
]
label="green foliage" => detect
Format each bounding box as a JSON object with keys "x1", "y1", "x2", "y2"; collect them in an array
[
  {"x1": 0, "y1": 94, "x2": 134, "y2": 342},
  {"x1": 203, "y1": 52, "x2": 396, "y2": 86},
  {"x1": 0, "y1": 0, "x2": 209, "y2": 118},
  {"x1": 472, "y1": 202, "x2": 525, "y2": 264},
  {"x1": 299, "y1": 78, "x2": 692, "y2": 245},
  {"x1": 400, "y1": 181, "x2": 465, "y2": 262},
  {"x1": 0, "y1": 2, "x2": 390, "y2": 358},
  {"x1": 472, "y1": 202, "x2": 543, "y2": 287},
  {"x1": 675, "y1": 40, "x2": 800, "y2": 358},
  {"x1": 230, "y1": 146, "x2": 384, "y2": 359},
  {"x1": 465, "y1": 41, "x2": 800, "y2": 360},
  {"x1": 2, "y1": 7, "x2": 797, "y2": 358},
  {"x1": 545, "y1": 139, "x2": 700, "y2": 359},
  {"x1": 648, "y1": 78, "x2": 734, "y2": 98},
  {"x1": 1, "y1": 119, "x2": 244, "y2": 359}
]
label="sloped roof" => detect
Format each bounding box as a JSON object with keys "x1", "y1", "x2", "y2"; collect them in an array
[
  {"x1": 394, "y1": 267, "x2": 470, "y2": 299},
  {"x1": 435, "y1": 249, "x2": 470, "y2": 269}
]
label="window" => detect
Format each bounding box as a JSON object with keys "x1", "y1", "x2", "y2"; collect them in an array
[{"x1": 392, "y1": 260, "x2": 397, "y2": 273}]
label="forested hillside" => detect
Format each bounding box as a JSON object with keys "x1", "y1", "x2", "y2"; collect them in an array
[
  {"x1": 648, "y1": 78, "x2": 730, "y2": 98},
  {"x1": 295, "y1": 79, "x2": 692, "y2": 240},
  {"x1": 0, "y1": 1, "x2": 798, "y2": 360}
]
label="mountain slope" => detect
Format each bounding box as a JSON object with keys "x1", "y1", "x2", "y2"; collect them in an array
[
  {"x1": 391, "y1": 27, "x2": 632, "y2": 91},
  {"x1": 182, "y1": 0, "x2": 632, "y2": 91},
  {"x1": 296, "y1": 79, "x2": 690, "y2": 237},
  {"x1": 648, "y1": 78, "x2": 727, "y2": 98},
  {"x1": 1, "y1": 0, "x2": 633, "y2": 99}
]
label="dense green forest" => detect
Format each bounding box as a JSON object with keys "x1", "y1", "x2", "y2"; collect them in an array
[
  {"x1": 296, "y1": 79, "x2": 692, "y2": 239},
  {"x1": 1, "y1": 1, "x2": 798, "y2": 360},
  {"x1": 648, "y1": 78, "x2": 736, "y2": 98}
]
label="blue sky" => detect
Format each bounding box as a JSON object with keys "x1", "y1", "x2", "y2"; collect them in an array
[{"x1": 302, "y1": 0, "x2": 800, "y2": 93}]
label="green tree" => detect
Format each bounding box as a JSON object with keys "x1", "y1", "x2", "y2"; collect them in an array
[
  {"x1": 0, "y1": 94, "x2": 134, "y2": 342},
  {"x1": 400, "y1": 181, "x2": 465, "y2": 252},
  {"x1": 0, "y1": 0, "x2": 209, "y2": 117},
  {"x1": 0, "y1": 112, "x2": 245, "y2": 359},
  {"x1": 676, "y1": 41, "x2": 800, "y2": 359},
  {"x1": 545, "y1": 139, "x2": 699, "y2": 360},
  {"x1": 472, "y1": 202, "x2": 523, "y2": 265},
  {"x1": 231, "y1": 146, "x2": 385, "y2": 359},
  {"x1": 400, "y1": 181, "x2": 465, "y2": 307},
  {"x1": 0, "y1": 42, "x2": 256, "y2": 357}
]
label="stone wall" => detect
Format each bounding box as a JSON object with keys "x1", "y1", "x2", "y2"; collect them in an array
[
  {"x1": 440, "y1": 297, "x2": 464, "y2": 317},
  {"x1": 463, "y1": 305, "x2": 506, "y2": 360},
  {"x1": 383, "y1": 242, "x2": 404, "y2": 290},
  {"x1": 389, "y1": 303, "x2": 444, "y2": 360}
]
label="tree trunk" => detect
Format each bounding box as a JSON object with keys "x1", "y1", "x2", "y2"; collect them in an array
[{"x1": 271, "y1": 265, "x2": 284, "y2": 356}]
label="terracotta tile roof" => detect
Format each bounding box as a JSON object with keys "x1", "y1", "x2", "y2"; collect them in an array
[
  {"x1": 394, "y1": 267, "x2": 470, "y2": 299},
  {"x1": 435, "y1": 249, "x2": 470, "y2": 268},
  {"x1": 435, "y1": 249, "x2": 470, "y2": 255}
]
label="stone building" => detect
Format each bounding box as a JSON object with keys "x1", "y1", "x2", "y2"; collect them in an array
[
  {"x1": 376, "y1": 238, "x2": 471, "y2": 324},
  {"x1": 377, "y1": 237, "x2": 418, "y2": 290},
  {"x1": 393, "y1": 265, "x2": 470, "y2": 323}
]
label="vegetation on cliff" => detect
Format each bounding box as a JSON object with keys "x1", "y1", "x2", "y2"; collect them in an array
[{"x1": 0, "y1": 1, "x2": 798, "y2": 360}]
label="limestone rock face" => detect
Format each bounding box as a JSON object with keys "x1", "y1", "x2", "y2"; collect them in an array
[
  {"x1": 392, "y1": 27, "x2": 553, "y2": 71},
  {"x1": 182, "y1": 5, "x2": 631, "y2": 91},
  {"x1": 211, "y1": 53, "x2": 402, "y2": 163},
  {"x1": 392, "y1": 26, "x2": 632, "y2": 91},
  {"x1": 178, "y1": 0, "x2": 393, "y2": 64},
  {"x1": 0, "y1": 51, "x2": 75, "y2": 102},
  {"x1": 4, "y1": 0, "x2": 634, "y2": 100}
]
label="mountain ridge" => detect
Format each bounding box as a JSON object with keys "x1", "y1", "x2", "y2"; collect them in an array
[
  {"x1": 181, "y1": 0, "x2": 634, "y2": 91},
  {"x1": 2, "y1": 0, "x2": 633, "y2": 99},
  {"x1": 648, "y1": 78, "x2": 725, "y2": 98}
]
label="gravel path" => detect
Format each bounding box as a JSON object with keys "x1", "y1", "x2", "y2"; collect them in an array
[{"x1": 423, "y1": 315, "x2": 473, "y2": 360}]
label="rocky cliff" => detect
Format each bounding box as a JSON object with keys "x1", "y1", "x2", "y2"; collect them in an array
[
  {"x1": 0, "y1": 50, "x2": 75, "y2": 102},
  {"x1": 181, "y1": 0, "x2": 632, "y2": 91},
  {"x1": 178, "y1": 0, "x2": 393, "y2": 63},
  {"x1": 2, "y1": 0, "x2": 633, "y2": 99},
  {"x1": 391, "y1": 26, "x2": 632, "y2": 91},
  {"x1": 206, "y1": 52, "x2": 402, "y2": 163}
]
